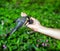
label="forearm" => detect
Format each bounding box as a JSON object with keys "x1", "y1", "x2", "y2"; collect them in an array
[{"x1": 38, "y1": 26, "x2": 60, "y2": 40}]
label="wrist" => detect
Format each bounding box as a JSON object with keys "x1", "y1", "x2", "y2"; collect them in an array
[{"x1": 37, "y1": 26, "x2": 44, "y2": 32}]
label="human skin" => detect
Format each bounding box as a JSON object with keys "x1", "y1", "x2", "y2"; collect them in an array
[{"x1": 21, "y1": 12, "x2": 60, "y2": 40}]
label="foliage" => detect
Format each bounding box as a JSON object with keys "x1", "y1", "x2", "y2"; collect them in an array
[{"x1": 0, "y1": 0, "x2": 60, "y2": 51}]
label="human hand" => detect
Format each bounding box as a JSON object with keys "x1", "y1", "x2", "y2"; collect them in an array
[
  {"x1": 21, "y1": 12, "x2": 42, "y2": 32},
  {"x1": 26, "y1": 17, "x2": 42, "y2": 32}
]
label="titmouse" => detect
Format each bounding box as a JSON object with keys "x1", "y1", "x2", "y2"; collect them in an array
[{"x1": 6, "y1": 16, "x2": 33, "y2": 38}]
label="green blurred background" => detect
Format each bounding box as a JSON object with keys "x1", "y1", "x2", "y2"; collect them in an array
[{"x1": 0, "y1": 0, "x2": 60, "y2": 51}]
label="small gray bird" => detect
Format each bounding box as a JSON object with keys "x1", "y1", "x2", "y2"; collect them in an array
[{"x1": 6, "y1": 12, "x2": 33, "y2": 38}]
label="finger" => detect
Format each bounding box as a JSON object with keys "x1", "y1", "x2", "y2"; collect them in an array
[
  {"x1": 26, "y1": 23, "x2": 33, "y2": 28},
  {"x1": 27, "y1": 25, "x2": 33, "y2": 28},
  {"x1": 30, "y1": 17, "x2": 40, "y2": 24},
  {"x1": 26, "y1": 22, "x2": 29, "y2": 26},
  {"x1": 30, "y1": 17, "x2": 36, "y2": 21}
]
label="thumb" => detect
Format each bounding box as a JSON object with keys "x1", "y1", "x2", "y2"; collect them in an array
[{"x1": 26, "y1": 23, "x2": 33, "y2": 28}]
